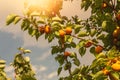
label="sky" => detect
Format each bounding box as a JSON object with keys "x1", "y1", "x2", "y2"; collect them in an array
[{"x1": 0, "y1": 0, "x2": 94, "y2": 80}]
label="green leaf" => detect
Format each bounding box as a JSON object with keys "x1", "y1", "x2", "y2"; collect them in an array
[
  {"x1": 96, "y1": 52, "x2": 106, "y2": 59},
  {"x1": 21, "y1": 19, "x2": 30, "y2": 31},
  {"x1": 57, "y1": 67, "x2": 62, "y2": 75},
  {"x1": 79, "y1": 47, "x2": 86, "y2": 57},
  {"x1": 71, "y1": 68, "x2": 80, "y2": 75},
  {"x1": 21, "y1": 20, "x2": 26, "y2": 29},
  {"x1": 0, "y1": 64, "x2": 5, "y2": 69},
  {"x1": 93, "y1": 71, "x2": 104, "y2": 80},
  {"x1": 14, "y1": 16, "x2": 21, "y2": 24},
  {"x1": 69, "y1": 52, "x2": 76, "y2": 58},
  {"x1": 84, "y1": 0, "x2": 92, "y2": 11},
  {"x1": 90, "y1": 29, "x2": 96, "y2": 37},
  {"x1": 45, "y1": 33, "x2": 49, "y2": 39},
  {"x1": 71, "y1": 42, "x2": 76, "y2": 48},
  {"x1": 54, "y1": 31, "x2": 60, "y2": 37},
  {"x1": 77, "y1": 40, "x2": 85, "y2": 48},
  {"x1": 37, "y1": 19, "x2": 45, "y2": 24},
  {"x1": 24, "y1": 49, "x2": 31, "y2": 53},
  {"x1": 25, "y1": 57, "x2": 30, "y2": 63},
  {"x1": 90, "y1": 47, "x2": 98, "y2": 57},
  {"x1": 81, "y1": 1, "x2": 86, "y2": 9},
  {"x1": 90, "y1": 47, "x2": 95, "y2": 54},
  {"x1": 97, "y1": 34, "x2": 105, "y2": 40},
  {"x1": 31, "y1": 29, "x2": 37, "y2": 37},
  {"x1": 102, "y1": 21, "x2": 107, "y2": 31},
  {"x1": 51, "y1": 21, "x2": 62, "y2": 27},
  {"x1": 35, "y1": 32, "x2": 41, "y2": 40},
  {"x1": 16, "y1": 75, "x2": 22, "y2": 80},
  {"x1": 90, "y1": 58, "x2": 106, "y2": 69},
  {"x1": 48, "y1": 34, "x2": 54, "y2": 42},
  {"x1": 74, "y1": 25, "x2": 82, "y2": 34},
  {"x1": 109, "y1": 72, "x2": 119, "y2": 80},
  {"x1": 0, "y1": 60, "x2": 6, "y2": 64},
  {"x1": 80, "y1": 65, "x2": 90, "y2": 74},
  {"x1": 73, "y1": 58, "x2": 80, "y2": 66},
  {"x1": 51, "y1": 46, "x2": 59, "y2": 55},
  {"x1": 55, "y1": 55, "x2": 64, "y2": 66},
  {"x1": 15, "y1": 54, "x2": 23, "y2": 64},
  {"x1": 6, "y1": 14, "x2": 17, "y2": 25},
  {"x1": 52, "y1": 16, "x2": 62, "y2": 22},
  {"x1": 28, "y1": 27, "x2": 36, "y2": 36},
  {"x1": 78, "y1": 31, "x2": 88, "y2": 37},
  {"x1": 64, "y1": 62, "x2": 71, "y2": 70},
  {"x1": 67, "y1": 36, "x2": 73, "y2": 43}
]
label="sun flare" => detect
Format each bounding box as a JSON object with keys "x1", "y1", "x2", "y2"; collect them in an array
[
  {"x1": 24, "y1": 0, "x2": 63, "y2": 16},
  {"x1": 25, "y1": 0, "x2": 49, "y2": 9}
]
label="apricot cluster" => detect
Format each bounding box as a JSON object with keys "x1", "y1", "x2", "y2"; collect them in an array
[
  {"x1": 59, "y1": 27, "x2": 72, "y2": 38},
  {"x1": 106, "y1": 58, "x2": 120, "y2": 71},
  {"x1": 38, "y1": 25, "x2": 51, "y2": 34}
]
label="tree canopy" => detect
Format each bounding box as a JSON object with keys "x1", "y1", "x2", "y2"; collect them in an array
[{"x1": 3, "y1": 0, "x2": 120, "y2": 80}]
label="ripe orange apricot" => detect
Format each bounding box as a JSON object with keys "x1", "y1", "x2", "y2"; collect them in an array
[
  {"x1": 45, "y1": 25, "x2": 51, "y2": 34},
  {"x1": 38, "y1": 26, "x2": 45, "y2": 33},
  {"x1": 102, "y1": 68, "x2": 109, "y2": 75},
  {"x1": 65, "y1": 27, "x2": 72, "y2": 35},
  {"x1": 113, "y1": 29, "x2": 120, "y2": 38},
  {"x1": 59, "y1": 29, "x2": 66, "y2": 37},
  {"x1": 112, "y1": 26, "x2": 120, "y2": 38},
  {"x1": 102, "y1": 3, "x2": 107, "y2": 8},
  {"x1": 95, "y1": 45, "x2": 103, "y2": 53},
  {"x1": 85, "y1": 41, "x2": 93, "y2": 48},
  {"x1": 111, "y1": 62, "x2": 120, "y2": 71},
  {"x1": 64, "y1": 51, "x2": 71, "y2": 57}
]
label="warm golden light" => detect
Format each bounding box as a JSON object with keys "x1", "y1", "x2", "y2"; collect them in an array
[
  {"x1": 24, "y1": 0, "x2": 63, "y2": 16},
  {"x1": 25, "y1": 0, "x2": 49, "y2": 9}
]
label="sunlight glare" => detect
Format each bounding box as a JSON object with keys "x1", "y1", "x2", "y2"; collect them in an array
[
  {"x1": 25, "y1": 0, "x2": 54, "y2": 11},
  {"x1": 24, "y1": 0, "x2": 63, "y2": 16}
]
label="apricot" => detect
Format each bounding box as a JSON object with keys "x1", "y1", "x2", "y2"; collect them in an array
[
  {"x1": 64, "y1": 51, "x2": 71, "y2": 57},
  {"x1": 102, "y1": 3, "x2": 107, "y2": 8},
  {"x1": 59, "y1": 29, "x2": 66, "y2": 37},
  {"x1": 45, "y1": 25, "x2": 51, "y2": 34},
  {"x1": 84, "y1": 41, "x2": 93, "y2": 48},
  {"x1": 38, "y1": 26, "x2": 45, "y2": 33},
  {"x1": 112, "y1": 29, "x2": 120, "y2": 38},
  {"x1": 111, "y1": 61, "x2": 120, "y2": 71},
  {"x1": 65, "y1": 27, "x2": 72, "y2": 35},
  {"x1": 95, "y1": 45, "x2": 103, "y2": 53},
  {"x1": 102, "y1": 68, "x2": 109, "y2": 75}
]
